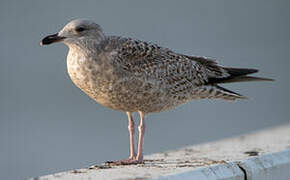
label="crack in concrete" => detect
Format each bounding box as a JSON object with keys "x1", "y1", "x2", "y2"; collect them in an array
[{"x1": 237, "y1": 163, "x2": 247, "y2": 180}]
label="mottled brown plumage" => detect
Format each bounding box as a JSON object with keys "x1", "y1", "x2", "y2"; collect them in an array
[{"x1": 41, "y1": 19, "x2": 272, "y2": 165}]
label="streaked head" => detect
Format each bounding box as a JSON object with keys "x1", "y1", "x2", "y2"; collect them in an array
[{"x1": 41, "y1": 19, "x2": 104, "y2": 46}]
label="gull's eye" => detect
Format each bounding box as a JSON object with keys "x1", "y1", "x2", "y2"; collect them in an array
[{"x1": 75, "y1": 27, "x2": 85, "y2": 32}]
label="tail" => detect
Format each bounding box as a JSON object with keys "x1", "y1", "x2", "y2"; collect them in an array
[
  {"x1": 194, "y1": 85, "x2": 248, "y2": 101},
  {"x1": 214, "y1": 85, "x2": 248, "y2": 100},
  {"x1": 206, "y1": 67, "x2": 274, "y2": 101},
  {"x1": 208, "y1": 67, "x2": 274, "y2": 84}
]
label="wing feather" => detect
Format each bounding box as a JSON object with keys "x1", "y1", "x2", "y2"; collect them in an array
[{"x1": 108, "y1": 37, "x2": 229, "y2": 87}]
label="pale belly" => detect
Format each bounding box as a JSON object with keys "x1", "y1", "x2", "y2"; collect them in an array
[
  {"x1": 72, "y1": 76, "x2": 174, "y2": 113},
  {"x1": 67, "y1": 60, "x2": 174, "y2": 113}
]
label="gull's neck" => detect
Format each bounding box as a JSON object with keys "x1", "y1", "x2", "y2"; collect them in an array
[{"x1": 66, "y1": 36, "x2": 105, "y2": 54}]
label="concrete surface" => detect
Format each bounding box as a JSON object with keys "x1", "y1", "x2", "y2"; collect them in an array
[
  {"x1": 30, "y1": 124, "x2": 290, "y2": 180},
  {"x1": 238, "y1": 150, "x2": 290, "y2": 180}
]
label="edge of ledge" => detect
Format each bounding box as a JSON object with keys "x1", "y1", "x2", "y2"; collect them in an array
[
  {"x1": 29, "y1": 125, "x2": 290, "y2": 180},
  {"x1": 153, "y1": 150, "x2": 290, "y2": 180},
  {"x1": 30, "y1": 150, "x2": 290, "y2": 180},
  {"x1": 153, "y1": 162, "x2": 244, "y2": 180},
  {"x1": 238, "y1": 150, "x2": 290, "y2": 180}
]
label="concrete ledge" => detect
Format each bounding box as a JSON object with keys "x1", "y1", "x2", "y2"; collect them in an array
[
  {"x1": 30, "y1": 124, "x2": 290, "y2": 180},
  {"x1": 238, "y1": 150, "x2": 290, "y2": 180},
  {"x1": 154, "y1": 162, "x2": 244, "y2": 180}
]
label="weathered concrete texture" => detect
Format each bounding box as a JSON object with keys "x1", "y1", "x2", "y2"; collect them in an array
[
  {"x1": 154, "y1": 163, "x2": 244, "y2": 180},
  {"x1": 238, "y1": 150, "x2": 290, "y2": 180},
  {"x1": 31, "y1": 124, "x2": 290, "y2": 180}
]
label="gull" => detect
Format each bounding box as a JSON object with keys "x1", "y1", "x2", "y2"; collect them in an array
[{"x1": 41, "y1": 19, "x2": 273, "y2": 165}]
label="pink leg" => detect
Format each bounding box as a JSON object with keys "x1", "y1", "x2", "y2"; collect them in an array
[
  {"x1": 127, "y1": 112, "x2": 136, "y2": 159},
  {"x1": 136, "y1": 111, "x2": 146, "y2": 161},
  {"x1": 106, "y1": 112, "x2": 141, "y2": 165}
]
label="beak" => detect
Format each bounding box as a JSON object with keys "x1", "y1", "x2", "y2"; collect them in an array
[{"x1": 40, "y1": 33, "x2": 65, "y2": 46}]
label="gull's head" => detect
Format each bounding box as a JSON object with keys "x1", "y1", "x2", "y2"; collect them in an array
[{"x1": 41, "y1": 19, "x2": 104, "y2": 46}]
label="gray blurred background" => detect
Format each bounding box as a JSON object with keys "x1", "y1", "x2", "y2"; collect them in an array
[{"x1": 0, "y1": 0, "x2": 289, "y2": 179}]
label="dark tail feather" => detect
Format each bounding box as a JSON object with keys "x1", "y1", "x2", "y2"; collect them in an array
[
  {"x1": 209, "y1": 67, "x2": 274, "y2": 84},
  {"x1": 218, "y1": 76, "x2": 274, "y2": 84},
  {"x1": 224, "y1": 67, "x2": 258, "y2": 77}
]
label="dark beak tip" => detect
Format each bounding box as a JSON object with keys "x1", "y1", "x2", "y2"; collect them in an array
[{"x1": 41, "y1": 33, "x2": 64, "y2": 46}]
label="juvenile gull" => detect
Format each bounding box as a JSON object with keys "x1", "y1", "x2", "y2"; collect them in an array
[{"x1": 41, "y1": 19, "x2": 273, "y2": 165}]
